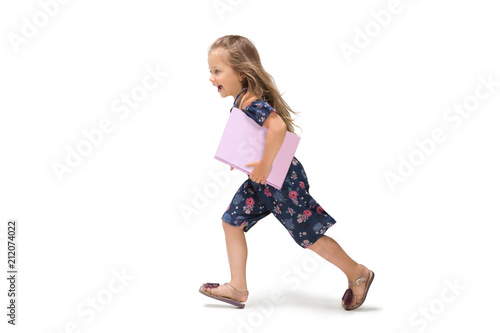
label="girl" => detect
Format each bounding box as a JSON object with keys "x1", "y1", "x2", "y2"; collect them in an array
[{"x1": 200, "y1": 35, "x2": 374, "y2": 310}]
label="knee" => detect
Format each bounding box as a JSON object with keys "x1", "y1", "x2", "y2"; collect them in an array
[{"x1": 307, "y1": 235, "x2": 325, "y2": 252}]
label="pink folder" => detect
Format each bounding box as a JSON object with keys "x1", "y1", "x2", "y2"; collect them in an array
[{"x1": 214, "y1": 107, "x2": 301, "y2": 190}]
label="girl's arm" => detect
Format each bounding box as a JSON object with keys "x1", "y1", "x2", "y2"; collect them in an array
[
  {"x1": 261, "y1": 112, "x2": 287, "y2": 167},
  {"x1": 246, "y1": 112, "x2": 287, "y2": 184}
]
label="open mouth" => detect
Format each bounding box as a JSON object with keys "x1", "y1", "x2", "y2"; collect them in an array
[{"x1": 218, "y1": 85, "x2": 223, "y2": 92}]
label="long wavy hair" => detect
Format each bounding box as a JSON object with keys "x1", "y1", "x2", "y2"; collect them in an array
[{"x1": 208, "y1": 35, "x2": 302, "y2": 134}]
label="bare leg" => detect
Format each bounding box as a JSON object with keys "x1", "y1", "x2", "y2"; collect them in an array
[
  {"x1": 308, "y1": 235, "x2": 370, "y2": 306},
  {"x1": 202, "y1": 221, "x2": 249, "y2": 302}
]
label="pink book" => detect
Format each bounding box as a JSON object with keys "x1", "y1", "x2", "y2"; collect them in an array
[{"x1": 214, "y1": 107, "x2": 301, "y2": 190}]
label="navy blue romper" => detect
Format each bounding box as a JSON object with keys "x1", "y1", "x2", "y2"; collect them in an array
[{"x1": 221, "y1": 88, "x2": 337, "y2": 248}]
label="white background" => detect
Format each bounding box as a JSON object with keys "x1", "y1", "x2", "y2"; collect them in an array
[{"x1": 1, "y1": 0, "x2": 499, "y2": 332}]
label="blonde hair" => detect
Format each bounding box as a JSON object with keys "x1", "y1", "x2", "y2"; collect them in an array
[{"x1": 208, "y1": 35, "x2": 302, "y2": 134}]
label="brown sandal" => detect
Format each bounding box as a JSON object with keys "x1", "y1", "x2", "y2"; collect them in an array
[
  {"x1": 199, "y1": 282, "x2": 249, "y2": 309},
  {"x1": 342, "y1": 266, "x2": 375, "y2": 310}
]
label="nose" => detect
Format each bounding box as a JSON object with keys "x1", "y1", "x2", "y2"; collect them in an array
[{"x1": 209, "y1": 74, "x2": 215, "y2": 83}]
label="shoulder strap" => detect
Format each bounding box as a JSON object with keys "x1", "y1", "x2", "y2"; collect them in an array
[{"x1": 233, "y1": 87, "x2": 248, "y2": 108}]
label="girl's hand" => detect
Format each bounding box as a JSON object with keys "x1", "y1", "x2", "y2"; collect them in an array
[{"x1": 245, "y1": 160, "x2": 271, "y2": 185}]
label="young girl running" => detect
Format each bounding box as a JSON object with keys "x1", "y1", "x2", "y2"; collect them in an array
[{"x1": 200, "y1": 35, "x2": 374, "y2": 310}]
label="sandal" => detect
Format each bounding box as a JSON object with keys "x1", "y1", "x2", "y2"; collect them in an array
[
  {"x1": 342, "y1": 265, "x2": 375, "y2": 310},
  {"x1": 199, "y1": 282, "x2": 249, "y2": 309}
]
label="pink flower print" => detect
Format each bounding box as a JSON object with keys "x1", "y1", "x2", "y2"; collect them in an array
[
  {"x1": 264, "y1": 187, "x2": 272, "y2": 197},
  {"x1": 289, "y1": 190, "x2": 298, "y2": 200},
  {"x1": 287, "y1": 207, "x2": 295, "y2": 215},
  {"x1": 243, "y1": 199, "x2": 254, "y2": 214},
  {"x1": 273, "y1": 205, "x2": 281, "y2": 214},
  {"x1": 299, "y1": 181, "x2": 305, "y2": 189},
  {"x1": 301, "y1": 240, "x2": 311, "y2": 248},
  {"x1": 297, "y1": 211, "x2": 310, "y2": 223},
  {"x1": 291, "y1": 171, "x2": 297, "y2": 180},
  {"x1": 316, "y1": 205, "x2": 324, "y2": 214},
  {"x1": 292, "y1": 158, "x2": 297, "y2": 166}
]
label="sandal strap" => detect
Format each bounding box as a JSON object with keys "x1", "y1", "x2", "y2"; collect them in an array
[
  {"x1": 224, "y1": 283, "x2": 249, "y2": 299},
  {"x1": 202, "y1": 282, "x2": 249, "y2": 298},
  {"x1": 347, "y1": 266, "x2": 369, "y2": 287},
  {"x1": 348, "y1": 277, "x2": 366, "y2": 287}
]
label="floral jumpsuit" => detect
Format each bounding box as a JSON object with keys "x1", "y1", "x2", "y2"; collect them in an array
[{"x1": 221, "y1": 88, "x2": 337, "y2": 248}]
